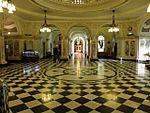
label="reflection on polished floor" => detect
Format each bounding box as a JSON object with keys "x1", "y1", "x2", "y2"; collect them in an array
[
  {"x1": 0, "y1": 58, "x2": 150, "y2": 113},
  {"x1": 73, "y1": 52, "x2": 85, "y2": 59}
]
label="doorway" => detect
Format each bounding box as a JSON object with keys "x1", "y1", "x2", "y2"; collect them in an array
[{"x1": 69, "y1": 34, "x2": 88, "y2": 59}]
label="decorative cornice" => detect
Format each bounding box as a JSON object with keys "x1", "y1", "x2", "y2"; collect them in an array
[{"x1": 30, "y1": 0, "x2": 129, "y2": 12}]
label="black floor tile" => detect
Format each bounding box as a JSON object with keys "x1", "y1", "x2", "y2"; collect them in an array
[
  {"x1": 93, "y1": 97, "x2": 108, "y2": 104},
  {"x1": 115, "y1": 97, "x2": 126, "y2": 104},
  {"x1": 74, "y1": 106, "x2": 92, "y2": 113},
  {"x1": 59, "y1": 91, "x2": 72, "y2": 96},
  {"x1": 123, "y1": 90, "x2": 136, "y2": 95},
  {"x1": 13, "y1": 90, "x2": 26, "y2": 94},
  {"x1": 31, "y1": 105, "x2": 49, "y2": 113},
  {"x1": 91, "y1": 91, "x2": 104, "y2": 96},
  {"x1": 129, "y1": 96, "x2": 144, "y2": 103},
  {"x1": 28, "y1": 90, "x2": 41, "y2": 95},
  {"x1": 9, "y1": 95, "x2": 18, "y2": 101},
  {"x1": 138, "y1": 90, "x2": 150, "y2": 95},
  {"x1": 21, "y1": 96, "x2": 36, "y2": 103},
  {"x1": 117, "y1": 105, "x2": 135, "y2": 113},
  {"x1": 95, "y1": 105, "x2": 114, "y2": 113},
  {"x1": 10, "y1": 104, "x2": 28, "y2": 113},
  {"x1": 138, "y1": 104, "x2": 150, "y2": 113},
  {"x1": 52, "y1": 105, "x2": 70, "y2": 113},
  {"x1": 56, "y1": 97, "x2": 72, "y2": 104},
  {"x1": 74, "y1": 97, "x2": 90, "y2": 104}
]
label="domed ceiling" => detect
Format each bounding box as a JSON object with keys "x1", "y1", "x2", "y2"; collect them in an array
[{"x1": 14, "y1": 0, "x2": 149, "y2": 21}]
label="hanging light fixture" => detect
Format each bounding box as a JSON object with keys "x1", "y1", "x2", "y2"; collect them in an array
[
  {"x1": 108, "y1": 10, "x2": 119, "y2": 32},
  {"x1": 40, "y1": 10, "x2": 51, "y2": 32},
  {"x1": 0, "y1": 0, "x2": 16, "y2": 13},
  {"x1": 72, "y1": 0, "x2": 84, "y2": 4}
]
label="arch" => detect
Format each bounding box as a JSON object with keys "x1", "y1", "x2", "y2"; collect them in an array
[
  {"x1": 140, "y1": 18, "x2": 150, "y2": 37},
  {"x1": 68, "y1": 25, "x2": 90, "y2": 59},
  {"x1": 67, "y1": 23, "x2": 91, "y2": 38},
  {"x1": 138, "y1": 16, "x2": 150, "y2": 37},
  {"x1": 37, "y1": 24, "x2": 61, "y2": 36},
  {"x1": 4, "y1": 16, "x2": 22, "y2": 36},
  {"x1": 39, "y1": 24, "x2": 61, "y2": 57}
]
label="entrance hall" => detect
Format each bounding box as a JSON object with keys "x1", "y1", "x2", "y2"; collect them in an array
[
  {"x1": 0, "y1": 1, "x2": 150, "y2": 113},
  {"x1": 1, "y1": 59, "x2": 149, "y2": 113}
]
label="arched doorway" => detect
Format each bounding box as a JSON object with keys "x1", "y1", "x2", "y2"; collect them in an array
[
  {"x1": 4, "y1": 18, "x2": 19, "y2": 61},
  {"x1": 68, "y1": 26, "x2": 90, "y2": 59},
  {"x1": 71, "y1": 34, "x2": 85, "y2": 59},
  {"x1": 40, "y1": 24, "x2": 61, "y2": 58},
  {"x1": 74, "y1": 36, "x2": 83, "y2": 53}
]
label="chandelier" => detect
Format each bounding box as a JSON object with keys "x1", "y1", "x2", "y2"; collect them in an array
[
  {"x1": 72, "y1": 0, "x2": 84, "y2": 4},
  {"x1": 0, "y1": 0, "x2": 16, "y2": 13},
  {"x1": 40, "y1": 10, "x2": 51, "y2": 32},
  {"x1": 108, "y1": 10, "x2": 119, "y2": 32}
]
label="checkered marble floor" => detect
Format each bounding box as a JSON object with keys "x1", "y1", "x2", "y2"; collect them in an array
[{"x1": 0, "y1": 59, "x2": 150, "y2": 113}]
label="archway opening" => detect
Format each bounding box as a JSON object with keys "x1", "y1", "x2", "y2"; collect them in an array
[
  {"x1": 68, "y1": 26, "x2": 90, "y2": 60},
  {"x1": 71, "y1": 34, "x2": 85, "y2": 59},
  {"x1": 74, "y1": 36, "x2": 83, "y2": 53},
  {"x1": 40, "y1": 25, "x2": 61, "y2": 58},
  {"x1": 4, "y1": 18, "x2": 19, "y2": 61}
]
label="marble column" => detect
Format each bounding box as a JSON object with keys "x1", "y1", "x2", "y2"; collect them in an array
[
  {"x1": 90, "y1": 39, "x2": 98, "y2": 61},
  {"x1": 60, "y1": 36, "x2": 68, "y2": 60},
  {"x1": 0, "y1": 16, "x2": 7, "y2": 65},
  {"x1": 88, "y1": 39, "x2": 91, "y2": 59},
  {"x1": 0, "y1": 15, "x2": 7, "y2": 65}
]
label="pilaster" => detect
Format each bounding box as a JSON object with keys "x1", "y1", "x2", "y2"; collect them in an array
[
  {"x1": 90, "y1": 29, "x2": 98, "y2": 61},
  {"x1": 60, "y1": 34, "x2": 68, "y2": 61},
  {"x1": 90, "y1": 39, "x2": 98, "y2": 61},
  {"x1": 0, "y1": 14, "x2": 7, "y2": 65}
]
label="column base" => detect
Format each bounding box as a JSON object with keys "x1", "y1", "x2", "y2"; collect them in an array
[
  {"x1": 60, "y1": 58, "x2": 68, "y2": 61},
  {"x1": 90, "y1": 58, "x2": 98, "y2": 61},
  {"x1": 0, "y1": 60, "x2": 7, "y2": 67}
]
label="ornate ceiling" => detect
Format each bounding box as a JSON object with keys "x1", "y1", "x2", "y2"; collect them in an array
[{"x1": 14, "y1": 0, "x2": 149, "y2": 21}]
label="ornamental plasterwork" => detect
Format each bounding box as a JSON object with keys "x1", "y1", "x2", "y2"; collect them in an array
[{"x1": 31, "y1": 0, "x2": 129, "y2": 11}]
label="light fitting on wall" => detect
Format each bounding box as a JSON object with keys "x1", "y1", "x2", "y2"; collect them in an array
[
  {"x1": 127, "y1": 26, "x2": 134, "y2": 36},
  {"x1": 0, "y1": 0, "x2": 16, "y2": 13},
  {"x1": 40, "y1": 10, "x2": 51, "y2": 32},
  {"x1": 108, "y1": 10, "x2": 119, "y2": 32}
]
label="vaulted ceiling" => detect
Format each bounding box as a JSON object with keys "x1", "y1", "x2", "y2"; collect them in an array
[{"x1": 14, "y1": 0, "x2": 149, "y2": 21}]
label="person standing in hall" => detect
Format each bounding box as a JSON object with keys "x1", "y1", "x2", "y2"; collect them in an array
[
  {"x1": 106, "y1": 41, "x2": 112, "y2": 58},
  {"x1": 53, "y1": 45, "x2": 60, "y2": 62}
]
